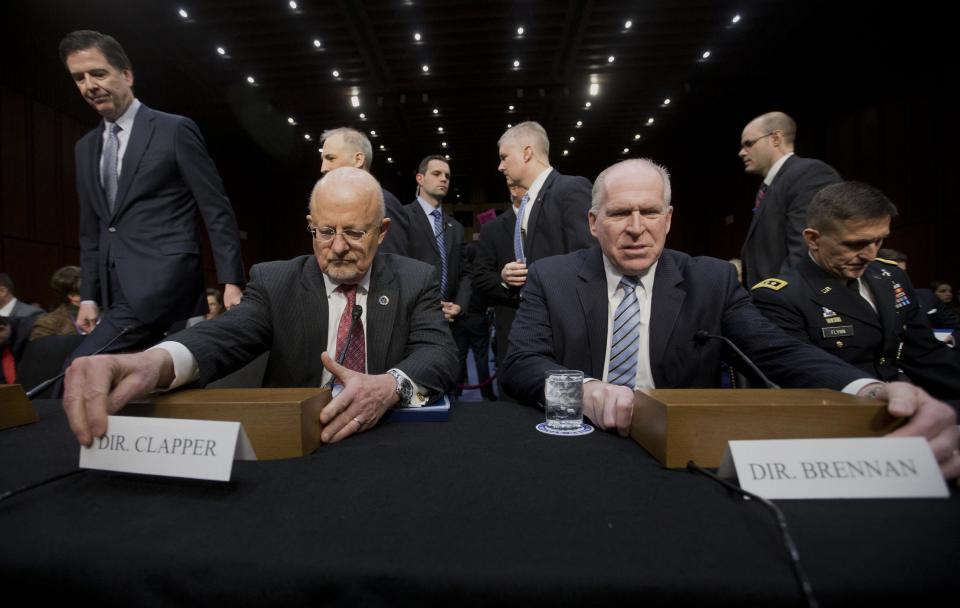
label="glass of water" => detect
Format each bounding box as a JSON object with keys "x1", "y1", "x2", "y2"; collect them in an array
[{"x1": 544, "y1": 370, "x2": 584, "y2": 430}]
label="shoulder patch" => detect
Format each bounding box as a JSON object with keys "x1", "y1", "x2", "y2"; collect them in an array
[
  {"x1": 874, "y1": 257, "x2": 898, "y2": 266},
  {"x1": 751, "y1": 278, "x2": 788, "y2": 291}
]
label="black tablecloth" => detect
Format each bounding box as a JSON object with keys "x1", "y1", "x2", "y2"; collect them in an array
[{"x1": 1, "y1": 400, "x2": 957, "y2": 606}]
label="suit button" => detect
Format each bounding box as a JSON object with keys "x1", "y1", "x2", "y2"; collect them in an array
[{"x1": 108, "y1": 227, "x2": 117, "y2": 233}]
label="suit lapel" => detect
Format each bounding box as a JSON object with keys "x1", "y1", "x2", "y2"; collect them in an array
[
  {"x1": 801, "y1": 257, "x2": 879, "y2": 327},
  {"x1": 743, "y1": 155, "x2": 796, "y2": 247},
  {"x1": 113, "y1": 105, "x2": 156, "y2": 218},
  {"x1": 86, "y1": 126, "x2": 110, "y2": 218},
  {"x1": 576, "y1": 248, "x2": 610, "y2": 376},
  {"x1": 863, "y1": 265, "x2": 898, "y2": 331},
  {"x1": 649, "y1": 252, "x2": 686, "y2": 385},
  {"x1": 366, "y1": 256, "x2": 399, "y2": 374},
  {"x1": 525, "y1": 170, "x2": 556, "y2": 256},
  {"x1": 299, "y1": 259, "x2": 331, "y2": 371},
  {"x1": 443, "y1": 213, "x2": 455, "y2": 256},
  {"x1": 412, "y1": 206, "x2": 440, "y2": 256}
]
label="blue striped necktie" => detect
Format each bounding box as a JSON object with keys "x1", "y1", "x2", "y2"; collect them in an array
[
  {"x1": 431, "y1": 208, "x2": 448, "y2": 299},
  {"x1": 608, "y1": 276, "x2": 640, "y2": 387},
  {"x1": 513, "y1": 193, "x2": 530, "y2": 262}
]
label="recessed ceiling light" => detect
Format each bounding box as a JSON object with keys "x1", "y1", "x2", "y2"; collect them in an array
[
  {"x1": 216, "y1": 47, "x2": 226, "y2": 56},
  {"x1": 287, "y1": 117, "x2": 296, "y2": 125},
  {"x1": 304, "y1": 133, "x2": 311, "y2": 141},
  {"x1": 318, "y1": 148, "x2": 322, "y2": 153},
  {"x1": 607, "y1": 55, "x2": 615, "y2": 63},
  {"x1": 246, "y1": 76, "x2": 255, "y2": 84},
  {"x1": 569, "y1": 136, "x2": 575, "y2": 142},
  {"x1": 422, "y1": 64, "x2": 430, "y2": 73},
  {"x1": 506, "y1": 124, "x2": 512, "y2": 128},
  {"x1": 731, "y1": 14, "x2": 741, "y2": 24},
  {"x1": 438, "y1": 126, "x2": 444, "y2": 133},
  {"x1": 634, "y1": 133, "x2": 641, "y2": 140},
  {"x1": 517, "y1": 26, "x2": 524, "y2": 36},
  {"x1": 576, "y1": 121, "x2": 582, "y2": 127},
  {"x1": 647, "y1": 117, "x2": 655, "y2": 125},
  {"x1": 513, "y1": 59, "x2": 520, "y2": 68},
  {"x1": 624, "y1": 19, "x2": 632, "y2": 29},
  {"x1": 288, "y1": 1, "x2": 298, "y2": 10},
  {"x1": 508, "y1": 105, "x2": 515, "y2": 111},
  {"x1": 387, "y1": 157, "x2": 394, "y2": 163},
  {"x1": 702, "y1": 50, "x2": 711, "y2": 60},
  {"x1": 584, "y1": 101, "x2": 592, "y2": 108},
  {"x1": 663, "y1": 98, "x2": 671, "y2": 105},
  {"x1": 441, "y1": 141, "x2": 448, "y2": 148},
  {"x1": 562, "y1": 149, "x2": 569, "y2": 156},
  {"x1": 370, "y1": 130, "x2": 377, "y2": 136},
  {"x1": 178, "y1": 8, "x2": 188, "y2": 19},
  {"x1": 359, "y1": 113, "x2": 366, "y2": 119},
  {"x1": 414, "y1": 32, "x2": 422, "y2": 42},
  {"x1": 622, "y1": 148, "x2": 629, "y2": 154},
  {"x1": 432, "y1": 108, "x2": 439, "y2": 115},
  {"x1": 332, "y1": 69, "x2": 340, "y2": 78},
  {"x1": 589, "y1": 83, "x2": 599, "y2": 96},
  {"x1": 444, "y1": 154, "x2": 450, "y2": 160},
  {"x1": 350, "y1": 96, "x2": 360, "y2": 108},
  {"x1": 379, "y1": 144, "x2": 385, "y2": 150},
  {"x1": 313, "y1": 39, "x2": 322, "y2": 48}
]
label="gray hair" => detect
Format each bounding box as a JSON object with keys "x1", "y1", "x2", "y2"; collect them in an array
[
  {"x1": 591, "y1": 158, "x2": 672, "y2": 213},
  {"x1": 498, "y1": 121, "x2": 549, "y2": 159},
  {"x1": 321, "y1": 127, "x2": 373, "y2": 171}
]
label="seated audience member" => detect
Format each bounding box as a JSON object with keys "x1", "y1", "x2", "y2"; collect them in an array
[
  {"x1": 0, "y1": 272, "x2": 43, "y2": 319},
  {"x1": 186, "y1": 288, "x2": 225, "y2": 328},
  {"x1": 63, "y1": 168, "x2": 459, "y2": 446},
  {"x1": 500, "y1": 159, "x2": 958, "y2": 479},
  {"x1": 877, "y1": 249, "x2": 958, "y2": 340},
  {"x1": 1, "y1": 316, "x2": 35, "y2": 384},
  {"x1": 751, "y1": 181, "x2": 960, "y2": 401},
  {"x1": 931, "y1": 280, "x2": 960, "y2": 314},
  {"x1": 30, "y1": 266, "x2": 83, "y2": 340}
]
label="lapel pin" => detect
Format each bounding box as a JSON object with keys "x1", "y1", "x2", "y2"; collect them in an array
[
  {"x1": 378, "y1": 295, "x2": 389, "y2": 306},
  {"x1": 821, "y1": 286, "x2": 831, "y2": 294}
]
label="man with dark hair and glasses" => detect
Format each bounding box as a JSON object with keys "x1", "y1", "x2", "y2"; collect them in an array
[
  {"x1": 63, "y1": 168, "x2": 458, "y2": 447},
  {"x1": 739, "y1": 111, "x2": 841, "y2": 288}
]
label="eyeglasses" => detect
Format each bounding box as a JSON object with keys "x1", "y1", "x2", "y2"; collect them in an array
[
  {"x1": 308, "y1": 226, "x2": 372, "y2": 243},
  {"x1": 740, "y1": 132, "x2": 775, "y2": 149}
]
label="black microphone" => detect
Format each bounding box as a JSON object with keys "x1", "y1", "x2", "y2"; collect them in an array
[
  {"x1": 25, "y1": 326, "x2": 132, "y2": 399},
  {"x1": 326, "y1": 305, "x2": 364, "y2": 388},
  {"x1": 693, "y1": 330, "x2": 780, "y2": 389}
]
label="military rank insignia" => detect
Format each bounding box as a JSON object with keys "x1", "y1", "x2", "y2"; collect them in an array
[
  {"x1": 892, "y1": 282, "x2": 911, "y2": 308},
  {"x1": 751, "y1": 278, "x2": 788, "y2": 291}
]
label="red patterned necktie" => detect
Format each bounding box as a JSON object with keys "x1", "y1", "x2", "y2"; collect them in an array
[
  {"x1": 754, "y1": 183, "x2": 768, "y2": 210},
  {"x1": 335, "y1": 284, "x2": 366, "y2": 374}
]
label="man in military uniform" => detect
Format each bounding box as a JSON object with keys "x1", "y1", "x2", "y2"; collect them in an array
[{"x1": 751, "y1": 181, "x2": 960, "y2": 402}]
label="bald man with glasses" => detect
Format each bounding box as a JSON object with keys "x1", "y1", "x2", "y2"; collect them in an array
[{"x1": 738, "y1": 111, "x2": 841, "y2": 288}]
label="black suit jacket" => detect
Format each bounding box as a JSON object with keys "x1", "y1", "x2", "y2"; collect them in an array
[
  {"x1": 393, "y1": 202, "x2": 471, "y2": 310},
  {"x1": 741, "y1": 155, "x2": 841, "y2": 288},
  {"x1": 171, "y1": 253, "x2": 458, "y2": 395},
  {"x1": 752, "y1": 256, "x2": 960, "y2": 400},
  {"x1": 472, "y1": 209, "x2": 520, "y2": 363},
  {"x1": 75, "y1": 104, "x2": 245, "y2": 325},
  {"x1": 502, "y1": 247, "x2": 866, "y2": 405},
  {"x1": 520, "y1": 170, "x2": 594, "y2": 263},
  {"x1": 378, "y1": 188, "x2": 408, "y2": 255}
]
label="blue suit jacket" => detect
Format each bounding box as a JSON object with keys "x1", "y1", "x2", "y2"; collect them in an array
[
  {"x1": 75, "y1": 104, "x2": 245, "y2": 325},
  {"x1": 501, "y1": 247, "x2": 866, "y2": 405}
]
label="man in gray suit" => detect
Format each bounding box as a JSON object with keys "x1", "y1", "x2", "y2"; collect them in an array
[
  {"x1": 0, "y1": 273, "x2": 43, "y2": 319},
  {"x1": 63, "y1": 168, "x2": 459, "y2": 447}
]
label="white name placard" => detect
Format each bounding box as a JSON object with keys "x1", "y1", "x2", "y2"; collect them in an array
[
  {"x1": 79, "y1": 415, "x2": 256, "y2": 482},
  {"x1": 718, "y1": 437, "x2": 948, "y2": 499}
]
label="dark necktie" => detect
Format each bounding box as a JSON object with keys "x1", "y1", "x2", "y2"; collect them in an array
[
  {"x1": 753, "y1": 183, "x2": 768, "y2": 210},
  {"x1": 335, "y1": 284, "x2": 365, "y2": 374},
  {"x1": 102, "y1": 123, "x2": 122, "y2": 212},
  {"x1": 431, "y1": 208, "x2": 449, "y2": 299}
]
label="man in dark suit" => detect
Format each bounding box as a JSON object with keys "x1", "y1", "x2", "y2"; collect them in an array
[
  {"x1": 390, "y1": 155, "x2": 473, "y2": 390},
  {"x1": 320, "y1": 127, "x2": 407, "y2": 255},
  {"x1": 0, "y1": 273, "x2": 43, "y2": 319},
  {"x1": 751, "y1": 181, "x2": 960, "y2": 401},
  {"x1": 501, "y1": 159, "x2": 959, "y2": 479},
  {"x1": 63, "y1": 168, "x2": 458, "y2": 447},
  {"x1": 739, "y1": 111, "x2": 841, "y2": 288},
  {"x1": 472, "y1": 181, "x2": 525, "y2": 374},
  {"x1": 59, "y1": 31, "x2": 245, "y2": 364}
]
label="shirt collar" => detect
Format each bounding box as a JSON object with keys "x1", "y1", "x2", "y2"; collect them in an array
[
  {"x1": 601, "y1": 253, "x2": 657, "y2": 300},
  {"x1": 526, "y1": 166, "x2": 553, "y2": 203},
  {"x1": 321, "y1": 262, "x2": 373, "y2": 298},
  {"x1": 417, "y1": 196, "x2": 441, "y2": 218},
  {"x1": 0, "y1": 297, "x2": 17, "y2": 317},
  {"x1": 763, "y1": 151, "x2": 794, "y2": 186},
  {"x1": 105, "y1": 97, "x2": 141, "y2": 134}
]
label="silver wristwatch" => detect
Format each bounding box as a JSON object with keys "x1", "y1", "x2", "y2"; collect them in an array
[{"x1": 387, "y1": 368, "x2": 414, "y2": 407}]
